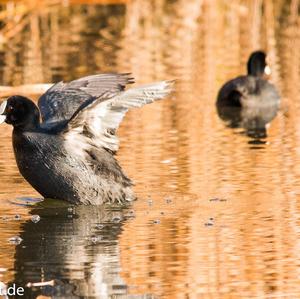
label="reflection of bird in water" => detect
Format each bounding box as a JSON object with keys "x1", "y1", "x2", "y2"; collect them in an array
[
  {"x1": 12, "y1": 203, "x2": 135, "y2": 298},
  {"x1": 216, "y1": 51, "x2": 280, "y2": 139}
]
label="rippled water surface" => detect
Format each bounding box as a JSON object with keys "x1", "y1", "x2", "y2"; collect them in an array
[{"x1": 0, "y1": 0, "x2": 300, "y2": 298}]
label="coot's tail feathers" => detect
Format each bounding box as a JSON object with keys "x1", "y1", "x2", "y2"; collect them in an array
[{"x1": 64, "y1": 80, "x2": 174, "y2": 153}]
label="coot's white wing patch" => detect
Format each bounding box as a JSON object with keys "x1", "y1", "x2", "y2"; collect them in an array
[
  {"x1": 64, "y1": 80, "x2": 174, "y2": 153},
  {"x1": 38, "y1": 73, "x2": 134, "y2": 124}
]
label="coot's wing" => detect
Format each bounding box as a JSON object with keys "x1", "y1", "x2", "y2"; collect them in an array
[
  {"x1": 63, "y1": 80, "x2": 174, "y2": 154},
  {"x1": 38, "y1": 73, "x2": 134, "y2": 123},
  {"x1": 217, "y1": 76, "x2": 249, "y2": 106}
]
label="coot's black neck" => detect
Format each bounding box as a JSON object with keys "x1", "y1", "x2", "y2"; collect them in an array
[
  {"x1": 247, "y1": 51, "x2": 267, "y2": 77},
  {"x1": 12, "y1": 113, "x2": 40, "y2": 131}
]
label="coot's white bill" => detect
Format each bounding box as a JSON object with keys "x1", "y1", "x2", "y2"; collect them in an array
[
  {"x1": 265, "y1": 65, "x2": 271, "y2": 75},
  {"x1": 0, "y1": 101, "x2": 7, "y2": 124},
  {"x1": 0, "y1": 100, "x2": 7, "y2": 114}
]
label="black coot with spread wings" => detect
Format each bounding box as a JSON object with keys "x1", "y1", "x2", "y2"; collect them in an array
[{"x1": 0, "y1": 74, "x2": 173, "y2": 205}]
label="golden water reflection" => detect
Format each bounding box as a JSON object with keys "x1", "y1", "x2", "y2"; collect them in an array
[{"x1": 0, "y1": 0, "x2": 300, "y2": 298}]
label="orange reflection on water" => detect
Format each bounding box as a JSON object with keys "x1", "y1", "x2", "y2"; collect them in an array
[{"x1": 0, "y1": 0, "x2": 299, "y2": 298}]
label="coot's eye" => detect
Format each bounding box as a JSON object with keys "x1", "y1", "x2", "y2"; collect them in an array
[{"x1": 7, "y1": 106, "x2": 14, "y2": 112}]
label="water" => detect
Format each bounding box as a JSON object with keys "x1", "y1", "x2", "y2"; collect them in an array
[{"x1": 0, "y1": 0, "x2": 300, "y2": 298}]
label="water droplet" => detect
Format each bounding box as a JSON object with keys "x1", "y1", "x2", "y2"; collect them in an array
[
  {"x1": 112, "y1": 215, "x2": 122, "y2": 223},
  {"x1": 31, "y1": 215, "x2": 40, "y2": 223},
  {"x1": 14, "y1": 214, "x2": 21, "y2": 220},
  {"x1": 91, "y1": 236, "x2": 102, "y2": 244},
  {"x1": 204, "y1": 218, "x2": 214, "y2": 227},
  {"x1": 8, "y1": 236, "x2": 23, "y2": 245},
  {"x1": 96, "y1": 224, "x2": 104, "y2": 230},
  {"x1": 165, "y1": 198, "x2": 172, "y2": 204}
]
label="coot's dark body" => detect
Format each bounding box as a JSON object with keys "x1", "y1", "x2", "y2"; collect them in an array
[
  {"x1": 0, "y1": 74, "x2": 173, "y2": 205},
  {"x1": 13, "y1": 130, "x2": 132, "y2": 205},
  {"x1": 217, "y1": 75, "x2": 280, "y2": 108}
]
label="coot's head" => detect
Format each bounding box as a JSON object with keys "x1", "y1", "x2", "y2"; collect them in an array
[
  {"x1": 0, "y1": 96, "x2": 40, "y2": 129},
  {"x1": 247, "y1": 51, "x2": 270, "y2": 77}
]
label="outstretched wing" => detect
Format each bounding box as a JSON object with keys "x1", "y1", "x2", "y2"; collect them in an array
[
  {"x1": 63, "y1": 80, "x2": 174, "y2": 154},
  {"x1": 38, "y1": 73, "x2": 134, "y2": 124}
]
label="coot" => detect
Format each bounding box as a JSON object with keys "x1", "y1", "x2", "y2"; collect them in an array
[
  {"x1": 217, "y1": 51, "x2": 280, "y2": 108},
  {"x1": 0, "y1": 73, "x2": 173, "y2": 205},
  {"x1": 216, "y1": 51, "x2": 280, "y2": 138}
]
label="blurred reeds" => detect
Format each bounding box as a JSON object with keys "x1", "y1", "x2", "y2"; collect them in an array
[{"x1": 0, "y1": 0, "x2": 297, "y2": 88}]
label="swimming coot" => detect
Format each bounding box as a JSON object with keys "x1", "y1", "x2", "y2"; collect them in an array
[
  {"x1": 216, "y1": 51, "x2": 280, "y2": 138},
  {"x1": 217, "y1": 51, "x2": 280, "y2": 108},
  {"x1": 0, "y1": 73, "x2": 174, "y2": 205}
]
